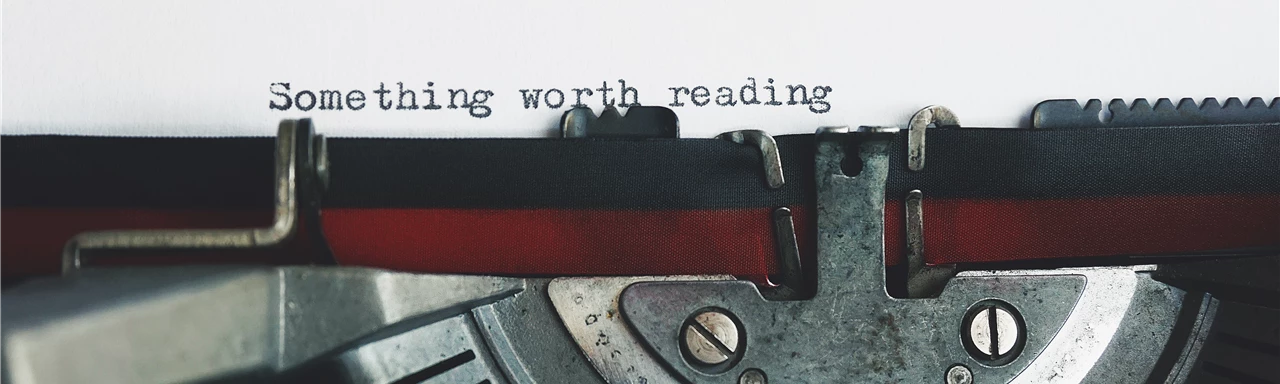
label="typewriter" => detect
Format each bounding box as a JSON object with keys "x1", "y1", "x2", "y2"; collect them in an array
[{"x1": 2, "y1": 99, "x2": 1277, "y2": 384}]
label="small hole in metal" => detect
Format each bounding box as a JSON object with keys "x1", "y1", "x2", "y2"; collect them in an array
[{"x1": 840, "y1": 141, "x2": 863, "y2": 177}]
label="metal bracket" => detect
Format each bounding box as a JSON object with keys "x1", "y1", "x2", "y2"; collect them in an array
[
  {"x1": 3, "y1": 266, "x2": 525, "y2": 383},
  {"x1": 902, "y1": 106, "x2": 961, "y2": 297},
  {"x1": 716, "y1": 130, "x2": 785, "y2": 189},
  {"x1": 719, "y1": 129, "x2": 797, "y2": 297},
  {"x1": 1031, "y1": 97, "x2": 1279, "y2": 129},
  {"x1": 61, "y1": 121, "x2": 305, "y2": 274},
  {"x1": 717, "y1": 129, "x2": 801, "y2": 297},
  {"x1": 561, "y1": 106, "x2": 680, "y2": 138},
  {"x1": 907, "y1": 105, "x2": 960, "y2": 171},
  {"x1": 615, "y1": 131, "x2": 1191, "y2": 383},
  {"x1": 547, "y1": 275, "x2": 733, "y2": 384},
  {"x1": 762, "y1": 207, "x2": 806, "y2": 300},
  {"x1": 904, "y1": 190, "x2": 957, "y2": 298}
]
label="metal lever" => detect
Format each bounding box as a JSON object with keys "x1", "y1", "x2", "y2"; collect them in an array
[
  {"x1": 903, "y1": 106, "x2": 961, "y2": 296},
  {"x1": 904, "y1": 190, "x2": 957, "y2": 298},
  {"x1": 716, "y1": 130, "x2": 785, "y2": 189},
  {"x1": 763, "y1": 206, "x2": 807, "y2": 300},
  {"x1": 60, "y1": 121, "x2": 305, "y2": 274},
  {"x1": 907, "y1": 105, "x2": 960, "y2": 171}
]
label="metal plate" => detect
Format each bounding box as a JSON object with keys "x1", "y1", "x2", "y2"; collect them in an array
[
  {"x1": 474, "y1": 278, "x2": 608, "y2": 384},
  {"x1": 1, "y1": 266, "x2": 524, "y2": 384},
  {"x1": 1032, "y1": 97, "x2": 1279, "y2": 129},
  {"x1": 549, "y1": 276, "x2": 732, "y2": 384},
  {"x1": 331, "y1": 313, "x2": 507, "y2": 384},
  {"x1": 616, "y1": 133, "x2": 1187, "y2": 383}
]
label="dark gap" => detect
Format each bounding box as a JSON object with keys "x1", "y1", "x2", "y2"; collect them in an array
[
  {"x1": 1201, "y1": 360, "x2": 1274, "y2": 384},
  {"x1": 1145, "y1": 293, "x2": 1206, "y2": 384},
  {"x1": 1215, "y1": 332, "x2": 1280, "y2": 356},
  {"x1": 988, "y1": 306, "x2": 999, "y2": 356},
  {"x1": 1157, "y1": 280, "x2": 1280, "y2": 310},
  {"x1": 390, "y1": 350, "x2": 476, "y2": 384},
  {"x1": 884, "y1": 264, "x2": 908, "y2": 298},
  {"x1": 840, "y1": 140, "x2": 862, "y2": 177}
]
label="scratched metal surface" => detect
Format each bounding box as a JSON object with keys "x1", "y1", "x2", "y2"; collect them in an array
[{"x1": 617, "y1": 133, "x2": 1186, "y2": 383}]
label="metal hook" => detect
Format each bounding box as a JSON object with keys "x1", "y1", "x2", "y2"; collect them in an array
[
  {"x1": 61, "y1": 121, "x2": 304, "y2": 274},
  {"x1": 717, "y1": 130, "x2": 785, "y2": 189},
  {"x1": 907, "y1": 105, "x2": 960, "y2": 171}
]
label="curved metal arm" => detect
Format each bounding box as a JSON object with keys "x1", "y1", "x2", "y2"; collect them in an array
[
  {"x1": 60, "y1": 121, "x2": 301, "y2": 274},
  {"x1": 907, "y1": 105, "x2": 960, "y2": 171},
  {"x1": 716, "y1": 129, "x2": 784, "y2": 189}
]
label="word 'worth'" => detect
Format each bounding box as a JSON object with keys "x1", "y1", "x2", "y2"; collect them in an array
[{"x1": 268, "y1": 78, "x2": 834, "y2": 118}]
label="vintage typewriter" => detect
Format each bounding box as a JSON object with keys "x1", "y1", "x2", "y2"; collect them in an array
[{"x1": 2, "y1": 99, "x2": 1277, "y2": 383}]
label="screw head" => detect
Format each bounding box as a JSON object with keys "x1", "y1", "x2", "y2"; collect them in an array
[
  {"x1": 681, "y1": 309, "x2": 742, "y2": 367},
  {"x1": 739, "y1": 368, "x2": 767, "y2": 384},
  {"x1": 961, "y1": 300, "x2": 1025, "y2": 365},
  {"x1": 945, "y1": 365, "x2": 973, "y2": 384}
]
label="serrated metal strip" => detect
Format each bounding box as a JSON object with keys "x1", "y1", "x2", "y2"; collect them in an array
[{"x1": 1032, "y1": 97, "x2": 1279, "y2": 129}]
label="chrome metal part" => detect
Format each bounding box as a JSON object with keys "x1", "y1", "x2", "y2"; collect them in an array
[
  {"x1": 60, "y1": 120, "x2": 303, "y2": 274},
  {"x1": 616, "y1": 131, "x2": 1189, "y2": 383},
  {"x1": 682, "y1": 310, "x2": 742, "y2": 366},
  {"x1": 907, "y1": 105, "x2": 960, "y2": 171},
  {"x1": 314, "y1": 133, "x2": 330, "y2": 189},
  {"x1": 962, "y1": 301, "x2": 1025, "y2": 364},
  {"x1": 1032, "y1": 97, "x2": 1280, "y2": 129},
  {"x1": 945, "y1": 365, "x2": 973, "y2": 384},
  {"x1": 856, "y1": 125, "x2": 898, "y2": 133},
  {"x1": 768, "y1": 207, "x2": 805, "y2": 297},
  {"x1": 472, "y1": 305, "x2": 539, "y2": 384},
  {"x1": 972, "y1": 308, "x2": 1018, "y2": 356},
  {"x1": 562, "y1": 107, "x2": 593, "y2": 138},
  {"x1": 328, "y1": 313, "x2": 507, "y2": 384},
  {"x1": 903, "y1": 190, "x2": 956, "y2": 298},
  {"x1": 1, "y1": 266, "x2": 523, "y2": 384},
  {"x1": 815, "y1": 126, "x2": 850, "y2": 135},
  {"x1": 716, "y1": 129, "x2": 785, "y2": 189},
  {"x1": 992, "y1": 267, "x2": 1187, "y2": 384},
  {"x1": 548, "y1": 276, "x2": 731, "y2": 384},
  {"x1": 738, "y1": 368, "x2": 767, "y2": 384},
  {"x1": 561, "y1": 106, "x2": 680, "y2": 138},
  {"x1": 474, "y1": 278, "x2": 607, "y2": 384},
  {"x1": 905, "y1": 190, "x2": 925, "y2": 271}
]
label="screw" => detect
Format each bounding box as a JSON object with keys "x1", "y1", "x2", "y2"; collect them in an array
[
  {"x1": 682, "y1": 310, "x2": 741, "y2": 365},
  {"x1": 739, "y1": 368, "x2": 767, "y2": 384},
  {"x1": 970, "y1": 307, "x2": 1019, "y2": 356},
  {"x1": 946, "y1": 365, "x2": 973, "y2": 384},
  {"x1": 963, "y1": 301, "x2": 1024, "y2": 364}
]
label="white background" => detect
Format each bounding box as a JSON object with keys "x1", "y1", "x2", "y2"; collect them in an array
[{"x1": 3, "y1": 0, "x2": 1278, "y2": 138}]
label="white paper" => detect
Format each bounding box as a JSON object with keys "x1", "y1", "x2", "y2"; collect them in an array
[{"x1": 4, "y1": 0, "x2": 1278, "y2": 138}]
